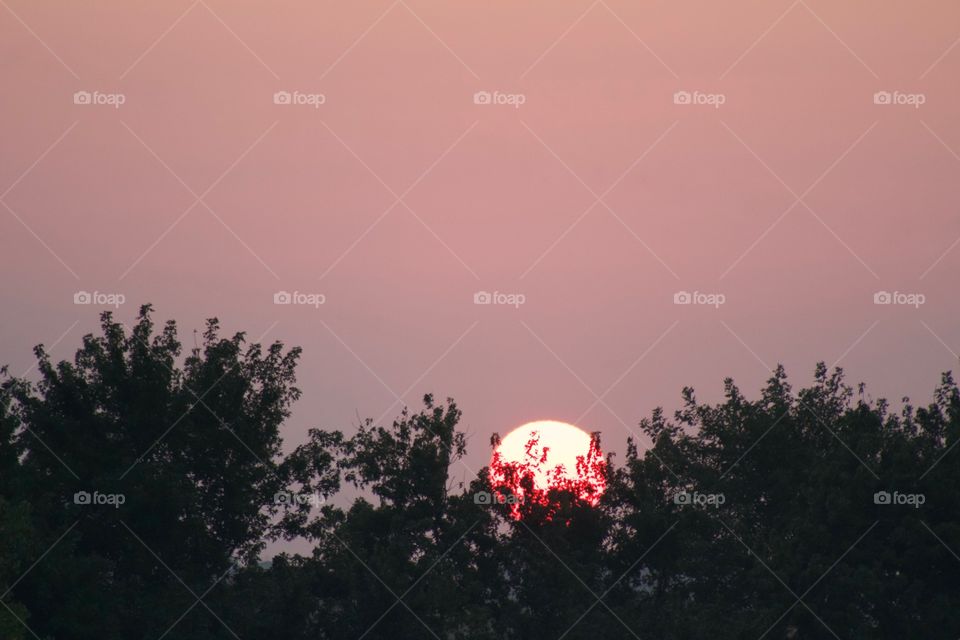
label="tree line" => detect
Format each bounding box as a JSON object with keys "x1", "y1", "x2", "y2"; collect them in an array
[{"x1": 1, "y1": 306, "x2": 958, "y2": 639}]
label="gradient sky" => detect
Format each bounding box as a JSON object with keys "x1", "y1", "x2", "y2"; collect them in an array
[{"x1": 2, "y1": 0, "x2": 960, "y2": 488}]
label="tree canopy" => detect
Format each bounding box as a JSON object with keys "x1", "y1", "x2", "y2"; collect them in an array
[{"x1": 1, "y1": 307, "x2": 958, "y2": 639}]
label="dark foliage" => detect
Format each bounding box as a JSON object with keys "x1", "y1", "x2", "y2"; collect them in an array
[{"x1": 2, "y1": 310, "x2": 958, "y2": 639}]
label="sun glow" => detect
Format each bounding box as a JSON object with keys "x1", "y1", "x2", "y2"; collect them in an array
[{"x1": 489, "y1": 420, "x2": 606, "y2": 519}]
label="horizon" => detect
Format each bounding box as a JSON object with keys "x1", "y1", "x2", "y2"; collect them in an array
[{"x1": 3, "y1": 2, "x2": 959, "y2": 480}]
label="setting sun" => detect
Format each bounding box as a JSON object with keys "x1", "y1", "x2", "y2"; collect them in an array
[{"x1": 489, "y1": 420, "x2": 606, "y2": 518}]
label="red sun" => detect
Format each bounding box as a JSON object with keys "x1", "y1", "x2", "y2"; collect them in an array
[{"x1": 489, "y1": 420, "x2": 607, "y2": 519}]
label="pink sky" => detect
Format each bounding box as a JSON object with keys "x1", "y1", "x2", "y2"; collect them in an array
[{"x1": 2, "y1": 0, "x2": 960, "y2": 480}]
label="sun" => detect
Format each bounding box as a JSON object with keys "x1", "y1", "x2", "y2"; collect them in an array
[{"x1": 489, "y1": 420, "x2": 606, "y2": 518}]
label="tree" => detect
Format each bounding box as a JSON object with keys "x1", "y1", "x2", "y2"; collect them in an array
[
  {"x1": 608, "y1": 364, "x2": 960, "y2": 638},
  {"x1": 1, "y1": 305, "x2": 301, "y2": 640},
  {"x1": 4, "y1": 307, "x2": 960, "y2": 638},
  {"x1": 275, "y1": 395, "x2": 487, "y2": 639},
  {"x1": 0, "y1": 368, "x2": 35, "y2": 640}
]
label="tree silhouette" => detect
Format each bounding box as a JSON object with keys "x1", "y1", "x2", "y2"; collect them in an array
[
  {"x1": 2, "y1": 309, "x2": 960, "y2": 639},
  {"x1": 1, "y1": 306, "x2": 300, "y2": 639}
]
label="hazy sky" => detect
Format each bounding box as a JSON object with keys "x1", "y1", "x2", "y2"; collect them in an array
[{"x1": 2, "y1": 0, "x2": 959, "y2": 480}]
